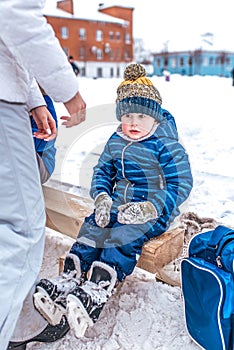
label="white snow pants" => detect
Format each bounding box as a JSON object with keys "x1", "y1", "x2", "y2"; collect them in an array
[
  {"x1": 0, "y1": 101, "x2": 46, "y2": 349},
  {"x1": 10, "y1": 282, "x2": 48, "y2": 343}
]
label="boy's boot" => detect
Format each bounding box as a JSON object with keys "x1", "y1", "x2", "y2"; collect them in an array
[
  {"x1": 66, "y1": 261, "x2": 117, "y2": 338},
  {"x1": 7, "y1": 315, "x2": 69, "y2": 349},
  {"x1": 34, "y1": 253, "x2": 82, "y2": 326}
]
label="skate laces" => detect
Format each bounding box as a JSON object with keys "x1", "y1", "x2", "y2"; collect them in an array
[
  {"x1": 81, "y1": 280, "x2": 111, "y2": 305},
  {"x1": 60, "y1": 269, "x2": 77, "y2": 280},
  {"x1": 53, "y1": 270, "x2": 80, "y2": 299}
]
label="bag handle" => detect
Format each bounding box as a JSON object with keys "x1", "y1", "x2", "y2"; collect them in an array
[
  {"x1": 208, "y1": 225, "x2": 233, "y2": 248},
  {"x1": 204, "y1": 225, "x2": 233, "y2": 262}
]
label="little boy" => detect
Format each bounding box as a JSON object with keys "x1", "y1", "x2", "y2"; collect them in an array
[{"x1": 34, "y1": 63, "x2": 193, "y2": 338}]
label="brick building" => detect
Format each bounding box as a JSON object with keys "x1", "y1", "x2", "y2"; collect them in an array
[{"x1": 44, "y1": 0, "x2": 134, "y2": 78}]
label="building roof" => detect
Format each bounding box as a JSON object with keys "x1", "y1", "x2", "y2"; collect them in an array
[
  {"x1": 152, "y1": 49, "x2": 234, "y2": 56},
  {"x1": 43, "y1": 0, "x2": 127, "y2": 25}
]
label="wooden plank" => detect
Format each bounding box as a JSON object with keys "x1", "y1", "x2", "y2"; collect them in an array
[
  {"x1": 43, "y1": 185, "x2": 185, "y2": 273},
  {"x1": 43, "y1": 185, "x2": 93, "y2": 240},
  {"x1": 137, "y1": 227, "x2": 185, "y2": 273}
]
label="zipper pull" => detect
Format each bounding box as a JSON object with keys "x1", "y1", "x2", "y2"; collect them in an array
[{"x1": 216, "y1": 256, "x2": 223, "y2": 268}]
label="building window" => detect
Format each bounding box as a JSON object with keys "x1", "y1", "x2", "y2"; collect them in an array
[
  {"x1": 104, "y1": 43, "x2": 111, "y2": 54},
  {"x1": 209, "y1": 57, "x2": 214, "y2": 65},
  {"x1": 124, "y1": 50, "x2": 131, "y2": 61},
  {"x1": 97, "y1": 67, "x2": 103, "y2": 78},
  {"x1": 116, "y1": 49, "x2": 121, "y2": 60},
  {"x1": 97, "y1": 49, "x2": 103, "y2": 60},
  {"x1": 96, "y1": 30, "x2": 103, "y2": 42},
  {"x1": 61, "y1": 27, "x2": 68, "y2": 39},
  {"x1": 171, "y1": 58, "x2": 177, "y2": 68},
  {"x1": 220, "y1": 54, "x2": 226, "y2": 65},
  {"x1": 79, "y1": 28, "x2": 86, "y2": 40},
  {"x1": 81, "y1": 67, "x2": 86, "y2": 77},
  {"x1": 109, "y1": 31, "x2": 114, "y2": 41},
  {"x1": 215, "y1": 57, "x2": 220, "y2": 65},
  {"x1": 203, "y1": 57, "x2": 209, "y2": 67},
  {"x1": 164, "y1": 58, "x2": 169, "y2": 67},
  {"x1": 79, "y1": 47, "x2": 85, "y2": 60},
  {"x1": 125, "y1": 33, "x2": 131, "y2": 44},
  {"x1": 188, "y1": 56, "x2": 193, "y2": 66},
  {"x1": 156, "y1": 58, "x2": 161, "y2": 67},
  {"x1": 116, "y1": 32, "x2": 120, "y2": 41},
  {"x1": 179, "y1": 57, "x2": 184, "y2": 66},
  {"x1": 110, "y1": 67, "x2": 114, "y2": 77},
  {"x1": 109, "y1": 50, "x2": 114, "y2": 60}
]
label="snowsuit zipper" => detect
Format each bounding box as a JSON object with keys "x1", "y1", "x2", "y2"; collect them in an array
[{"x1": 121, "y1": 141, "x2": 133, "y2": 203}]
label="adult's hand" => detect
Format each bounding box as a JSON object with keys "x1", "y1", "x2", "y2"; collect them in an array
[
  {"x1": 31, "y1": 105, "x2": 57, "y2": 140},
  {"x1": 61, "y1": 91, "x2": 86, "y2": 128}
]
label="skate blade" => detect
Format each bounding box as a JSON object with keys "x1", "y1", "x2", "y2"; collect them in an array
[
  {"x1": 33, "y1": 287, "x2": 65, "y2": 326},
  {"x1": 66, "y1": 294, "x2": 94, "y2": 338}
]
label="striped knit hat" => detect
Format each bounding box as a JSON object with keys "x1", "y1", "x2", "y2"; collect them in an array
[{"x1": 116, "y1": 63, "x2": 162, "y2": 121}]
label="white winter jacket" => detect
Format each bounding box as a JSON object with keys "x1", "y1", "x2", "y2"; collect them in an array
[{"x1": 0, "y1": 0, "x2": 79, "y2": 110}]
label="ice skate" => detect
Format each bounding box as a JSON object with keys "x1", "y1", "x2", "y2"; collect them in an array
[
  {"x1": 66, "y1": 261, "x2": 117, "y2": 338},
  {"x1": 33, "y1": 253, "x2": 82, "y2": 325},
  {"x1": 7, "y1": 315, "x2": 69, "y2": 349}
]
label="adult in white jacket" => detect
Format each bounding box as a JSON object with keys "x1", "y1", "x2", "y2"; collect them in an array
[{"x1": 0, "y1": 1, "x2": 86, "y2": 349}]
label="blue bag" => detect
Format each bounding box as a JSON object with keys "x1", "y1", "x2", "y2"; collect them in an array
[{"x1": 181, "y1": 225, "x2": 234, "y2": 350}]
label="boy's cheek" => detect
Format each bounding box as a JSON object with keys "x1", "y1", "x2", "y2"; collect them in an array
[{"x1": 122, "y1": 123, "x2": 129, "y2": 133}]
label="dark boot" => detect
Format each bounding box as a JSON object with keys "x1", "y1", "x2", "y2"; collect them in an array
[
  {"x1": 33, "y1": 253, "x2": 82, "y2": 325},
  {"x1": 7, "y1": 315, "x2": 69, "y2": 349},
  {"x1": 66, "y1": 261, "x2": 117, "y2": 338}
]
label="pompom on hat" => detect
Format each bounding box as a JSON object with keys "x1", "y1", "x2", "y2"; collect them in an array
[{"x1": 116, "y1": 63, "x2": 162, "y2": 121}]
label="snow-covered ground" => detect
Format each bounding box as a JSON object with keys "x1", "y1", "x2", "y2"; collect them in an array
[{"x1": 28, "y1": 74, "x2": 234, "y2": 349}]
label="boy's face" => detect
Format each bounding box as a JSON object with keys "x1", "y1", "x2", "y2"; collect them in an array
[{"x1": 121, "y1": 113, "x2": 156, "y2": 140}]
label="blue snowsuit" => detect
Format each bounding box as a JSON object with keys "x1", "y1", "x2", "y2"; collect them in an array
[{"x1": 70, "y1": 110, "x2": 193, "y2": 281}]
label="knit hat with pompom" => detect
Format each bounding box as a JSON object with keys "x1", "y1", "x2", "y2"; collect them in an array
[{"x1": 116, "y1": 63, "x2": 162, "y2": 121}]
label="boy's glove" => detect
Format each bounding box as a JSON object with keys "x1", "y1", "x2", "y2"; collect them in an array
[
  {"x1": 95, "y1": 193, "x2": 112, "y2": 228},
  {"x1": 117, "y1": 201, "x2": 157, "y2": 225}
]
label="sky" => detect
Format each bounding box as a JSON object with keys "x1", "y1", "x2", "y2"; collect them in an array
[
  {"x1": 71, "y1": 0, "x2": 233, "y2": 52},
  {"x1": 27, "y1": 73, "x2": 234, "y2": 349}
]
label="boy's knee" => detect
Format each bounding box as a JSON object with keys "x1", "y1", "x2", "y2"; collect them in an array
[{"x1": 100, "y1": 247, "x2": 137, "y2": 281}]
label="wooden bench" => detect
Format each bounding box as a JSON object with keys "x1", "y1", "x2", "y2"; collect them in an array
[{"x1": 43, "y1": 185, "x2": 185, "y2": 277}]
